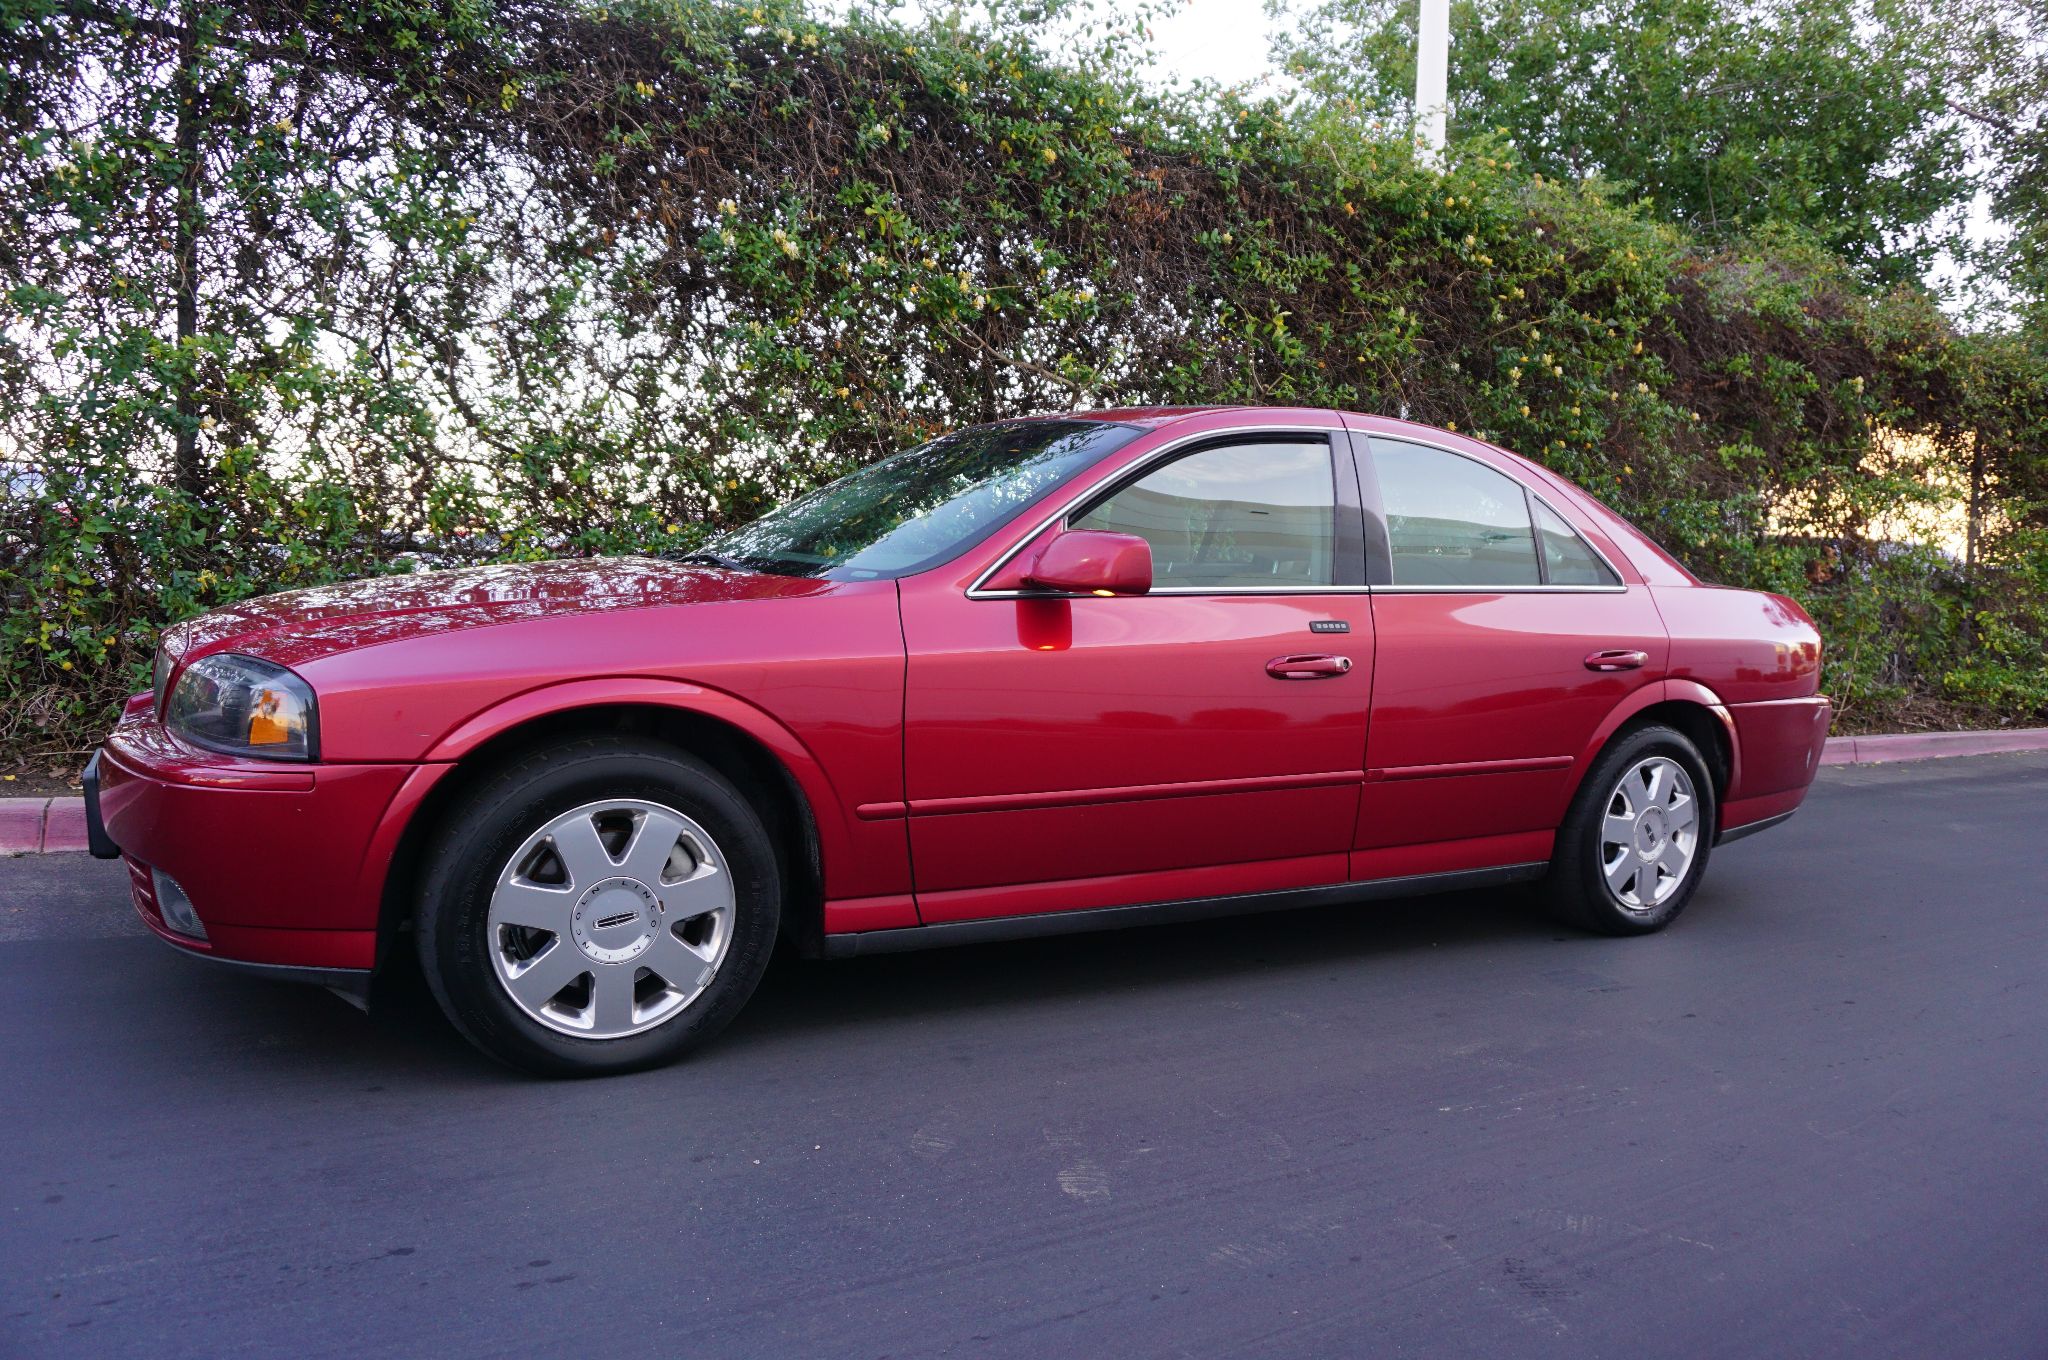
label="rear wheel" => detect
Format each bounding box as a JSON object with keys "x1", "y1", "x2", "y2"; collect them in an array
[
  {"x1": 1544, "y1": 723, "x2": 1716, "y2": 935},
  {"x1": 415, "y1": 736, "x2": 780, "y2": 1075}
]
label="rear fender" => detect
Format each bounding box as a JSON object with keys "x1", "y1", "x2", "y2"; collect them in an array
[{"x1": 1563, "y1": 679, "x2": 1738, "y2": 807}]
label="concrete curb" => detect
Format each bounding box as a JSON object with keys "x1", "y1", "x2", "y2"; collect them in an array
[
  {"x1": 1815, "y1": 726, "x2": 2048, "y2": 768},
  {"x1": 8, "y1": 726, "x2": 2047, "y2": 855}
]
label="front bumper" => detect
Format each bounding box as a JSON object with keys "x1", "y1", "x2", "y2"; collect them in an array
[{"x1": 92, "y1": 718, "x2": 418, "y2": 974}]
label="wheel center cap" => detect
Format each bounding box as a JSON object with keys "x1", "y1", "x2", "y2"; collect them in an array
[
  {"x1": 570, "y1": 877, "x2": 661, "y2": 964},
  {"x1": 1636, "y1": 808, "x2": 1668, "y2": 854}
]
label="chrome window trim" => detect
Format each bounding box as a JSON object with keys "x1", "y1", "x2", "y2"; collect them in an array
[
  {"x1": 1361, "y1": 435, "x2": 1632, "y2": 596},
  {"x1": 965, "y1": 424, "x2": 1347, "y2": 600},
  {"x1": 963, "y1": 422, "x2": 1634, "y2": 600},
  {"x1": 1527, "y1": 489, "x2": 1626, "y2": 591}
]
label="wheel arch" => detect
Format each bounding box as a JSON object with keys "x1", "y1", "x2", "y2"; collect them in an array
[
  {"x1": 371, "y1": 682, "x2": 834, "y2": 974},
  {"x1": 1565, "y1": 680, "x2": 1737, "y2": 812}
]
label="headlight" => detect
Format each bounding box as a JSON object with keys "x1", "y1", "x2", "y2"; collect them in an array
[{"x1": 164, "y1": 653, "x2": 319, "y2": 760}]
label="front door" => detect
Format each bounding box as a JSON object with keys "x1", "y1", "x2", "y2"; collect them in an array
[{"x1": 898, "y1": 430, "x2": 1375, "y2": 923}]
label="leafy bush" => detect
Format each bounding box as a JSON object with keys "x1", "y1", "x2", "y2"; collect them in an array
[{"x1": 2, "y1": 0, "x2": 2044, "y2": 760}]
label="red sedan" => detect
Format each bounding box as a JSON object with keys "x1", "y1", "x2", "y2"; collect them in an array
[{"x1": 88, "y1": 407, "x2": 1831, "y2": 1074}]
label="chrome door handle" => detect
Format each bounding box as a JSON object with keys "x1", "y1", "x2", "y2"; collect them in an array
[
  {"x1": 1267, "y1": 654, "x2": 1352, "y2": 680},
  {"x1": 1584, "y1": 648, "x2": 1649, "y2": 672}
]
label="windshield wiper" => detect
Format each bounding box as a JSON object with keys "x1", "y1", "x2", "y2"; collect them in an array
[{"x1": 665, "y1": 550, "x2": 752, "y2": 570}]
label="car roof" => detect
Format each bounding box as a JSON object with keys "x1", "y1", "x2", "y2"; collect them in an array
[{"x1": 1032, "y1": 406, "x2": 1256, "y2": 428}]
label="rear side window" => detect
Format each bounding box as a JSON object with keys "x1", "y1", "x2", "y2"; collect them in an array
[
  {"x1": 1535, "y1": 499, "x2": 1621, "y2": 587},
  {"x1": 1073, "y1": 440, "x2": 1337, "y2": 588},
  {"x1": 1371, "y1": 440, "x2": 1540, "y2": 587}
]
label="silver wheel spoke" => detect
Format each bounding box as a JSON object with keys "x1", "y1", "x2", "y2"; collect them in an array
[
  {"x1": 1604, "y1": 846, "x2": 1638, "y2": 892},
  {"x1": 1657, "y1": 841, "x2": 1690, "y2": 877},
  {"x1": 649, "y1": 927, "x2": 718, "y2": 993},
  {"x1": 549, "y1": 813, "x2": 616, "y2": 890},
  {"x1": 591, "y1": 965, "x2": 639, "y2": 1032},
  {"x1": 1602, "y1": 811, "x2": 1636, "y2": 847},
  {"x1": 503, "y1": 939, "x2": 585, "y2": 1011},
  {"x1": 618, "y1": 808, "x2": 688, "y2": 886},
  {"x1": 492, "y1": 881, "x2": 573, "y2": 932},
  {"x1": 661, "y1": 867, "x2": 728, "y2": 918},
  {"x1": 1668, "y1": 793, "x2": 1698, "y2": 831},
  {"x1": 1643, "y1": 761, "x2": 1671, "y2": 807}
]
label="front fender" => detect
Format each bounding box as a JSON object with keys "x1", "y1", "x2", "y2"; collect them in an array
[{"x1": 349, "y1": 676, "x2": 877, "y2": 932}]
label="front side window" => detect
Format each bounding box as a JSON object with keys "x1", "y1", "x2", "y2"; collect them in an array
[
  {"x1": 698, "y1": 420, "x2": 1141, "y2": 579},
  {"x1": 1072, "y1": 440, "x2": 1337, "y2": 589},
  {"x1": 1371, "y1": 440, "x2": 1541, "y2": 587}
]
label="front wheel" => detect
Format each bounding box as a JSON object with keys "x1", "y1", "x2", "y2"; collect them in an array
[
  {"x1": 415, "y1": 737, "x2": 781, "y2": 1076},
  {"x1": 1544, "y1": 723, "x2": 1716, "y2": 935}
]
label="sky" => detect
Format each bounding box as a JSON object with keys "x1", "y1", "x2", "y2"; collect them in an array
[{"x1": 1143, "y1": 0, "x2": 1289, "y2": 89}]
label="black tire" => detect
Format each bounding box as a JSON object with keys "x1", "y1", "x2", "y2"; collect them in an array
[
  {"x1": 414, "y1": 735, "x2": 780, "y2": 1076},
  {"x1": 1543, "y1": 723, "x2": 1717, "y2": 936}
]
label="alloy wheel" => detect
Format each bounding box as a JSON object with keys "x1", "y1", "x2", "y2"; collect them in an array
[
  {"x1": 486, "y1": 798, "x2": 735, "y2": 1039},
  {"x1": 1598, "y1": 755, "x2": 1700, "y2": 912}
]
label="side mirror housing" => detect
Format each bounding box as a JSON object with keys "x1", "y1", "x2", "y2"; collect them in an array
[{"x1": 1024, "y1": 530, "x2": 1153, "y2": 596}]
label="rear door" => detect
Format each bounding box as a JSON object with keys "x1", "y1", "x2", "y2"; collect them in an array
[
  {"x1": 1350, "y1": 430, "x2": 1669, "y2": 875},
  {"x1": 898, "y1": 421, "x2": 1375, "y2": 923}
]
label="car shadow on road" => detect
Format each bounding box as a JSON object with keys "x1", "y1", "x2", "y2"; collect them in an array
[
  {"x1": 126, "y1": 883, "x2": 1592, "y2": 1084},
  {"x1": 722, "y1": 884, "x2": 1578, "y2": 1054}
]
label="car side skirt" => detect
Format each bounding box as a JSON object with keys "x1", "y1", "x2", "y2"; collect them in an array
[
  {"x1": 1713, "y1": 808, "x2": 1795, "y2": 847},
  {"x1": 820, "y1": 861, "x2": 1550, "y2": 958},
  {"x1": 162, "y1": 941, "x2": 374, "y2": 1000}
]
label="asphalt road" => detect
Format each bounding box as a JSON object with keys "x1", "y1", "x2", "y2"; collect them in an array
[{"x1": 4, "y1": 754, "x2": 2045, "y2": 1359}]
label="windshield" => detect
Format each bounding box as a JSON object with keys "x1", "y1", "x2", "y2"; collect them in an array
[{"x1": 694, "y1": 420, "x2": 1141, "y2": 580}]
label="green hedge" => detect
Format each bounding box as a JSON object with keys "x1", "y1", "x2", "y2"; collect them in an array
[{"x1": 3, "y1": 0, "x2": 2044, "y2": 758}]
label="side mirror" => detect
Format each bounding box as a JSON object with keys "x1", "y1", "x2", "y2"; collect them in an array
[{"x1": 1024, "y1": 530, "x2": 1153, "y2": 596}]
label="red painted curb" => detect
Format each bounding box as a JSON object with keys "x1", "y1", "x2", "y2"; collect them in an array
[
  {"x1": 40, "y1": 800, "x2": 90, "y2": 854},
  {"x1": 1818, "y1": 727, "x2": 2048, "y2": 767},
  {"x1": 0, "y1": 797, "x2": 49, "y2": 855}
]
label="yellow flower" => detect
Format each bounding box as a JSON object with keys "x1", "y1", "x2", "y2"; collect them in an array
[
  {"x1": 718, "y1": 198, "x2": 738, "y2": 216},
  {"x1": 1041, "y1": 147, "x2": 1057, "y2": 165},
  {"x1": 634, "y1": 80, "x2": 653, "y2": 97},
  {"x1": 1519, "y1": 404, "x2": 1530, "y2": 416}
]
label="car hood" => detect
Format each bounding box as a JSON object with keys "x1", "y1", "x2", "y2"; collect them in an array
[{"x1": 162, "y1": 557, "x2": 832, "y2": 669}]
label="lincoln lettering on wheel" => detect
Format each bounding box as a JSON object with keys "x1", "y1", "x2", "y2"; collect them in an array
[{"x1": 89, "y1": 407, "x2": 1830, "y2": 1075}]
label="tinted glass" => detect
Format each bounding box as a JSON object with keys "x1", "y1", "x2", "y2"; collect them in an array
[
  {"x1": 1372, "y1": 440, "x2": 1540, "y2": 587},
  {"x1": 1073, "y1": 441, "x2": 1336, "y2": 588},
  {"x1": 698, "y1": 420, "x2": 1139, "y2": 579},
  {"x1": 1535, "y1": 499, "x2": 1620, "y2": 587}
]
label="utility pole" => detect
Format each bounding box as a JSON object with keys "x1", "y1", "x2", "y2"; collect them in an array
[{"x1": 1415, "y1": 0, "x2": 1450, "y2": 160}]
